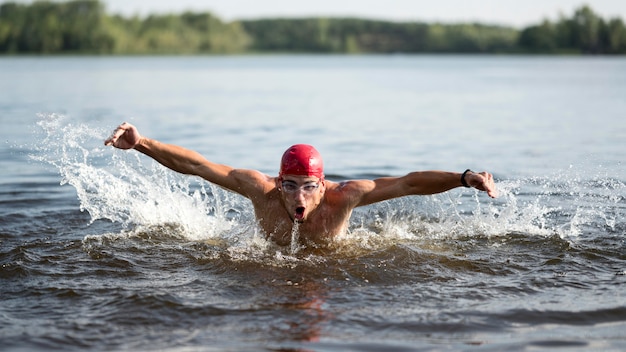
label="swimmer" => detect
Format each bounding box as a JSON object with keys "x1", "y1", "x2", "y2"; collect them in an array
[{"x1": 105, "y1": 122, "x2": 497, "y2": 245}]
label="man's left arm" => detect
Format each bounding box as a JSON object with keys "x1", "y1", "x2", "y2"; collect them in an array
[{"x1": 353, "y1": 170, "x2": 497, "y2": 207}]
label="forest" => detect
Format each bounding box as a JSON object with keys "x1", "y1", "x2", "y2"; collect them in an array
[{"x1": 1, "y1": 0, "x2": 625, "y2": 54}]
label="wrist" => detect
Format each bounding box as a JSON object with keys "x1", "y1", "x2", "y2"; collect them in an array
[
  {"x1": 134, "y1": 136, "x2": 149, "y2": 151},
  {"x1": 461, "y1": 169, "x2": 472, "y2": 188}
]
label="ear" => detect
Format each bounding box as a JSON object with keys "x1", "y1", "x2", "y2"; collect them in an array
[{"x1": 275, "y1": 177, "x2": 282, "y2": 191}]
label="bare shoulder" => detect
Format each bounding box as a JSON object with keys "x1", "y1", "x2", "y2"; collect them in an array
[
  {"x1": 324, "y1": 179, "x2": 376, "y2": 206},
  {"x1": 228, "y1": 168, "x2": 276, "y2": 197},
  {"x1": 230, "y1": 168, "x2": 274, "y2": 186},
  {"x1": 327, "y1": 179, "x2": 375, "y2": 192}
]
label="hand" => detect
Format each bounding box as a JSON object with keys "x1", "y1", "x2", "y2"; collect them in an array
[
  {"x1": 467, "y1": 171, "x2": 498, "y2": 198},
  {"x1": 104, "y1": 122, "x2": 142, "y2": 150}
]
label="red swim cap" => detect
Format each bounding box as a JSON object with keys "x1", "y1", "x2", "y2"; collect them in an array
[{"x1": 279, "y1": 144, "x2": 324, "y2": 178}]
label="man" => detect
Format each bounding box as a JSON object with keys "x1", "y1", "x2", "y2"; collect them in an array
[{"x1": 105, "y1": 122, "x2": 497, "y2": 246}]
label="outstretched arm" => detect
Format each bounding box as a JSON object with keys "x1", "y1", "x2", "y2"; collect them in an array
[
  {"x1": 104, "y1": 122, "x2": 268, "y2": 197},
  {"x1": 352, "y1": 170, "x2": 497, "y2": 207}
]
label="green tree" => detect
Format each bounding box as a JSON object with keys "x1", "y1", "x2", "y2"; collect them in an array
[
  {"x1": 0, "y1": 0, "x2": 112, "y2": 53},
  {"x1": 605, "y1": 18, "x2": 626, "y2": 53},
  {"x1": 60, "y1": 0, "x2": 112, "y2": 52},
  {"x1": 571, "y1": 5, "x2": 604, "y2": 53},
  {"x1": 519, "y1": 20, "x2": 557, "y2": 52}
]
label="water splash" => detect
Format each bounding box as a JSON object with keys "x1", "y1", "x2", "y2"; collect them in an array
[
  {"x1": 290, "y1": 220, "x2": 302, "y2": 255},
  {"x1": 344, "y1": 171, "x2": 624, "y2": 250},
  {"x1": 31, "y1": 114, "x2": 625, "y2": 260},
  {"x1": 31, "y1": 114, "x2": 241, "y2": 241}
]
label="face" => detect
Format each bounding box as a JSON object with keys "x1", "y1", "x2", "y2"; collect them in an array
[{"x1": 278, "y1": 175, "x2": 325, "y2": 223}]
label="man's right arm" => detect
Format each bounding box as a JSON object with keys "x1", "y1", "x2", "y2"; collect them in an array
[
  {"x1": 134, "y1": 137, "x2": 239, "y2": 188},
  {"x1": 104, "y1": 122, "x2": 264, "y2": 197}
]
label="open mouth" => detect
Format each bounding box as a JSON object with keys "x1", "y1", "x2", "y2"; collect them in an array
[{"x1": 294, "y1": 207, "x2": 305, "y2": 222}]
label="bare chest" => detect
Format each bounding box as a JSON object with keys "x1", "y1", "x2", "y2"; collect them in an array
[{"x1": 254, "y1": 200, "x2": 351, "y2": 246}]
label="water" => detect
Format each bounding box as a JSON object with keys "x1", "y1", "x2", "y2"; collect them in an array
[{"x1": 1, "y1": 55, "x2": 625, "y2": 351}]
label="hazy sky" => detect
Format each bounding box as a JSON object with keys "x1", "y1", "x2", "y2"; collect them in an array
[{"x1": 4, "y1": 1, "x2": 626, "y2": 27}]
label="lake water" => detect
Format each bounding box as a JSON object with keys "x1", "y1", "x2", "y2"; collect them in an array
[{"x1": 1, "y1": 55, "x2": 625, "y2": 351}]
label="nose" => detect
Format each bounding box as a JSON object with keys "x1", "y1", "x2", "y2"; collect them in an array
[{"x1": 294, "y1": 189, "x2": 306, "y2": 201}]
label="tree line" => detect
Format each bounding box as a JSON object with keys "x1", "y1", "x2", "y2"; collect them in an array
[{"x1": 1, "y1": 0, "x2": 625, "y2": 54}]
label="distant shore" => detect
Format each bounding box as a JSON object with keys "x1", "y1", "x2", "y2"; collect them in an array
[{"x1": 1, "y1": 1, "x2": 624, "y2": 55}]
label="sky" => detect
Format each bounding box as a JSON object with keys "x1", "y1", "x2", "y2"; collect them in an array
[{"x1": 4, "y1": 0, "x2": 626, "y2": 28}]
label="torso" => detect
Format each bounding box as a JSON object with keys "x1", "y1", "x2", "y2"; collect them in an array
[{"x1": 251, "y1": 183, "x2": 354, "y2": 246}]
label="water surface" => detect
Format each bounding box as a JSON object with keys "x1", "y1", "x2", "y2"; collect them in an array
[{"x1": 1, "y1": 55, "x2": 625, "y2": 351}]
